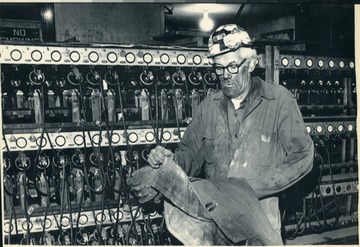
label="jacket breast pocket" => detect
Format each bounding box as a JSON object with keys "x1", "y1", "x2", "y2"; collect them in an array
[{"x1": 258, "y1": 130, "x2": 278, "y2": 171}]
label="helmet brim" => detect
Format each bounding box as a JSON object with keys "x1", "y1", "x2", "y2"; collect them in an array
[{"x1": 207, "y1": 44, "x2": 254, "y2": 59}]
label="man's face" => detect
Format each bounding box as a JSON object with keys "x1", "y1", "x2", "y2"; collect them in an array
[{"x1": 213, "y1": 50, "x2": 251, "y2": 99}]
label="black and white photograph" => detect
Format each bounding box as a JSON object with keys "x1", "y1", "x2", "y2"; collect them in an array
[{"x1": 0, "y1": 1, "x2": 358, "y2": 246}]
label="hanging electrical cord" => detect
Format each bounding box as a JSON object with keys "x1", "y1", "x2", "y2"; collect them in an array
[
  {"x1": 7, "y1": 182, "x2": 19, "y2": 237},
  {"x1": 316, "y1": 152, "x2": 328, "y2": 225},
  {"x1": 87, "y1": 121, "x2": 107, "y2": 190},
  {"x1": 98, "y1": 78, "x2": 117, "y2": 188},
  {"x1": 284, "y1": 140, "x2": 330, "y2": 240},
  {"x1": 160, "y1": 99, "x2": 169, "y2": 146},
  {"x1": 112, "y1": 77, "x2": 137, "y2": 244},
  {"x1": 142, "y1": 211, "x2": 155, "y2": 244},
  {"x1": 121, "y1": 166, "x2": 137, "y2": 246},
  {"x1": 140, "y1": 67, "x2": 159, "y2": 147},
  {"x1": 126, "y1": 206, "x2": 141, "y2": 245},
  {"x1": 87, "y1": 185, "x2": 102, "y2": 244},
  {"x1": 58, "y1": 164, "x2": 67, "y2": 242},
  {"x1": 116, "y1": 79, "x2": 131, "y2": 152},
  {"x1": 48, "y1": 202, "x2": 61, "y2": 233},
  {"x1": 111, "y1": 170, "x2": 124, "y2": 245},
  {"x1": 76, "y1": 85, "x2": 107, "y2": 193},
  {"x1": 75, "y1": 129, "x2": 103, "y2": 240},
  {"x1": 65, "y1": 173, "x2": 75, "y2": 245},
  {"x1": 159, "y1": 213, "x2": 166, "y2": 244},
  {"x1": 93, "y1": 169, "x2": 111, "y2": 244},
  {"x1": 323, "y1": 140, "x2": 340, "y2": 226},
  {"x1": 202, "y1": 75, "x2": 208, "y2": 99},
  {"x1": 106, "y1": 168, "x2": 122, "y2": 244},
  {"x1": 2, "y1": 130, "x2": 13, "y2": 163},
  {"x1": 144, "y1": 83, "x2": 167, "y2": 204},
  {"x1": 95, "y1": 190, "x2": 107, "y2": 245},
  {"x1": 114, "y1": 74, "x2": 138, "y2": 234},
  {"x1": 34, "y1": 83, "x2": 61, "y2": 196},
  {"x1": 74, "y1": 78, "x2": 108, "y2": 245},
  {"x1": 6, "y1": 178, "x2": 17, "y2": 244},
  {"x1": 308, "y1": 138, "x2": 345, "y2": 234},
  {"x1": 106, "y1": 73, "x2": 138, "y2": 245},
  {"x1": 20, "y1": 163, "x2": 31, "y2": 244},
  {"x1": 89, "y1": 76, "x2": 117, "y2": 245},
  {"x1": 36, "y1": 169, "x2": 63, "y2": 243},
  {"x1": 308, "y1": 152, "x2": 327, "y2": 232},
  {"x1": 284, "y1": 209, "x2": 305, "y2": 240},
  {"x1": 103, "y1": 194, "x2": 115, "y2": 227},
  {"x1": 144, "y1": 88, "x2": 158, "y2": 148},
  {"x1": 4, "y1": 170, "x2": 16, "y2": 197},
  {"x1": 33, "y1": 84, "x2": 48, "y2": 166},
  {"x1": 122, "y1": 172, "x2": 138, "y2": 245},
  {"x1": 296, "y1": 198, "x2": 308, "y2": 235},
  {"x1": 36, "y1": 169, "x2": 60, "y2": 245},
  {"x1": 183, "y1": 74, "x2": 191, "y2": 118},
  {"x1": 2, "y1": 136, "x2": 18, "y2": 240},
  {"x1": 282, "y1": 206, "x2": 297, "y2": 240},
  {"x1": 105, "y1": 127, "x2": 117, "y2": 187},
  {"x1": 3, "y1": 129, "x2": 20, "y2": 242},
  {"x1": 32, "y1": 118, "x2": 46, "y2": 175},
  {"x1": 73, "y1": 173, "x2": 85, "y2": 245},
  {"x1": 40, "y1": 194, "x2": 51, "y2": 243},
  {"x1": 171, "y1": 82, "x2": 182, "y2": 142},
  {"x1": 154, "y1": 82, "x2": 160, "y2": 146}
]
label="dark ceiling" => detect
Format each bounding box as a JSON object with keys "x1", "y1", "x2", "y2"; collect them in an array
[
  {"x1": 165, "y1": 3, "x2": 300, "y2": 31},
  {"x1": 0, "y1": 3, "x2": 300, "y2": 35},
  {"x1": 0, "y1": 2, "x2": 355, "y2": 56},
  {"x1": 0, "y1": 2, "x2": 353, "y2": 31},
  {"x1": 0, "y1": 3, "x2": 42, "y2": 20}
]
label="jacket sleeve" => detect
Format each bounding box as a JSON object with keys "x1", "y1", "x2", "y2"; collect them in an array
[
  {"x1": 174, "y1": 103, "x2": 206, "y2": 177},
  {"x1": 247, "y1": 95, "x2": 314, "y2": 199}
]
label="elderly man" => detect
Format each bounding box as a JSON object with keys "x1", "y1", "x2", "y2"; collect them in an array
[{"x1": 128, "y1": 24, "x2": 314, "y2": 245}]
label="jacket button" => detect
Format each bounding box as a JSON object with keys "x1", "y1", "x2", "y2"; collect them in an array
[{"x1": 205, "y1": 201, "x2": 217, "y2": 212}]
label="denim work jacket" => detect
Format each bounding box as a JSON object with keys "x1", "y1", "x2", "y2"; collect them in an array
[{"x1": 175, "y1": 76, "x2": 314, "y2": 199}]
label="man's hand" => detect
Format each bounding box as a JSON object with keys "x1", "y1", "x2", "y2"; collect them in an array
[
  {"x1": 147, "y1": 146, "x2": 173, "y2": 168},
  {"x1": 127, "y1": 166, "x2": 160, "y2": 203},
  {"x1": 132, "y1": 185, "x2": 159, "y2": 204}
]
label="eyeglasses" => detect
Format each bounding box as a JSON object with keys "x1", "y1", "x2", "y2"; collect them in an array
[{"x1": 213, "y1": 59, "x2": 247, "y2": 76}]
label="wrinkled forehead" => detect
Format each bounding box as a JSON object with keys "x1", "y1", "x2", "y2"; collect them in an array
[{"x1": 212, "y1": 47, "x2": 255, "y2": 65}]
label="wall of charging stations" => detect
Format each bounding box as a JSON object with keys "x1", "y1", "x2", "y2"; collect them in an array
[
  {"x1": 1, "y1": 42, "x2": 357, "y2": 245},
  {"x1": 277, "y1": 54, "x2": 358, "y2": 242},
  {"x1": 0, "y1": 43, "x2": 224, "y2": 245}
]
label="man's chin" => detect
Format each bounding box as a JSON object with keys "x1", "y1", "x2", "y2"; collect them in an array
[{"x1": 223, "y1": 89, "x2": 240, "y2": 98}]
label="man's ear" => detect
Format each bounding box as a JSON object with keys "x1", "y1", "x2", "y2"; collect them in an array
[{"x1": 248, "y1": 57, "x2": 258, "y2": 73}]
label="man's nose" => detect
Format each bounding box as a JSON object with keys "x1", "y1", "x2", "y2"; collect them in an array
[{"x1": 223, "y1": 69, "x2": 232, "y2": 79}]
